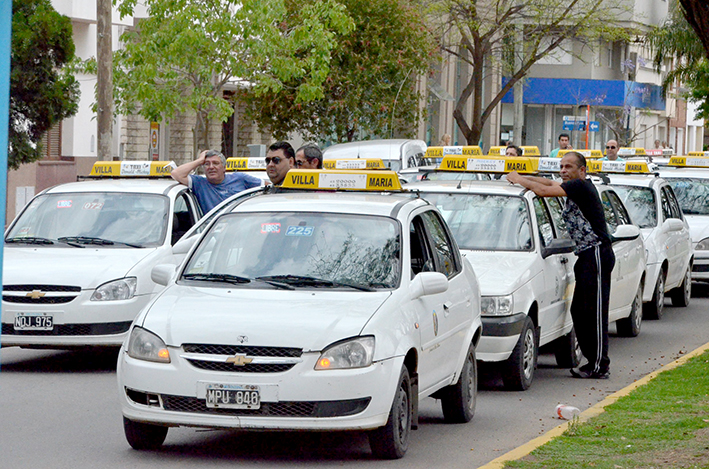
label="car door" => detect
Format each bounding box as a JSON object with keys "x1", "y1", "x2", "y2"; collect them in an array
[
  {"x1": 536, "y1": 197, "x2": 574, "y2": 340},
  {"x1": 409, "y1": 211, "x2": 460, "y2": 392},
  {"x1": 660, "y1": 185, "x2": 688, "y2": 287}
]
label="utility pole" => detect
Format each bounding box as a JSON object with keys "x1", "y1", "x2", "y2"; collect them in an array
[
  {"x1": 512, "y1": 24, "x2": 524, "y2": 147},
  {"x1": 97, "y1": 0, "x2": 113, "y2": 161}
]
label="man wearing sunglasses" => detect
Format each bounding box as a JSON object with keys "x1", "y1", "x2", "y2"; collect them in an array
[
  {"x1": 171, "y1": 149, "x2": 262, "y2": 213},
  {"x1": 295, "y1": 144, "x2": 323, "y2": 169},
  {"x1": 601, "y1": 139, "x2": 624, "y2": 161},
  {"x1": 266, "y1": 141, "x2": 295, "y2": 185}
]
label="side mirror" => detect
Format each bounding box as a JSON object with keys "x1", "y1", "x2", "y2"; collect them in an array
[
  {"x1": 172, "y1": 235, "x2": 198, "y2": 256},
  {"x1": 612, "y1": 224, "x2": 641, "y2": 242},
  {"x1": 410, "y1": 272, "x2": 449, "y2": 300},
  {"x1": 151, "y1": 264, "x2": 177, "y2": 286},
  {"x1": 663, "y1": 218, "x2": 685, "y2": 232},
  {"x1": 541, "y1": 237, "x2": 575, "y2": 258}
]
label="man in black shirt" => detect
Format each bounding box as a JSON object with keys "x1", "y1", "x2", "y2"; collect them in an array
[{"x1": 507, "y1": 152, "x2": 615, "y2": 379}]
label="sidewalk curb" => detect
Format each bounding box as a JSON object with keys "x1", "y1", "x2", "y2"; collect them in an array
[{"x1": 478, "y1": 341, "x2": 709, "y2": 469}]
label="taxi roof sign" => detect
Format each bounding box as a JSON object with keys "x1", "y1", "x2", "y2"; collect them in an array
[
  {"x1": 587, "y1": 160, "x2": 652, "y2": 174},
  {"x1": 426, "y1": 146, "x2": 483, "y2": 158},
  {"x1": 558, "y1": 149, "x2": 604, "y2": 159},
  {"x1": 226, "y1": 157, "x2": 267, "y2": 171},
  {"x1": 89, "y1": 161, "x2": 174, "y2": 177},
  {"x1": 281, "y1": 169, "x2": 403, "y2": 191},
  {"x1": 617, "y1": 147, "x2": 646, "y2": 156},
  {"x1": 438, "y1": 155, "x2": 536, "y2": 173},
  {"x1": 668, "y1": 156, "x2": 709, "y2": 168},
  {"x1": 487, "y1": 145, "x2": 541, "y2": 156},
  {"x1": 322, "y1": 158, "x2": 386, "y2": 170},
  {"x1": 687, "y1": 151, "x2": 709, "y2": 157}
]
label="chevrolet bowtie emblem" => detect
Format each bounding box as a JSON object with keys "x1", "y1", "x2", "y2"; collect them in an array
[
  {"x1": 225, "y1": 354, "x2": 253, "y2": 366},
  {"x1": 26, "y1": 290, "x2": 46, "y2": 300}
]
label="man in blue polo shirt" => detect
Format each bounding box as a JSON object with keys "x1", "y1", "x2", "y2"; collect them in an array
[{"x1": 171, "y1": 149, "x2": 262, "y2": 213}]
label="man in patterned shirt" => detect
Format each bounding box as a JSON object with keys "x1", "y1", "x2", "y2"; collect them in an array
[{"x1": 507, "y1": 152, "x2": 615, "y2": 379}]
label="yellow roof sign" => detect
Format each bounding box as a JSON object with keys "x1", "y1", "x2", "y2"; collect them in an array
[
  {"x1": 281, "y1": 169, "x2": 403, "y2": 191},
  {"x1": 89, "y1": 161, "x2": 174, "y2": 177},
  {"x1": 226, "y1": 157, "x2": 267, "y2": 171},
  {"x1": 426, "y1": 146, "x2": 483, "y2": 158},
  {"x1": 587, "y1": 160, "x2": 652, "y2": 173},
  {"x1": 668, "y1": 156, "x2": 709, "y2": 168},
  {"x1": 322, "y1": 158, "x2": 386, "y2": 170},
  {"x1": 487, "y1": 146, "x2": 541, "y2": 156},
  {"x1": 617, "y1": 147, "x2": 646, "y2": 156},
  {"x1": 438, "y1": 155, "x2": 536, "y2": 173},
  {"x1": 558, "y1": 149, "x2": 604, "y2": 159},
  {"x1": 687, "y1": 151, "x2": 709, "y2": 157}
]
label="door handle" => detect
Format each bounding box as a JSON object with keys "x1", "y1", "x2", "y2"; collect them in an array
[
  {"x1": 560, "y1": 257, "x2": 568, "y2": 264},
  {"x1": 443, "y1": 302, "x2": 451, "y2": 317}
]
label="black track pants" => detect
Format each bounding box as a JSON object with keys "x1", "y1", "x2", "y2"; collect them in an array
[{"x1": 571, "y1": 244, "x2": 615, "y2": 374}]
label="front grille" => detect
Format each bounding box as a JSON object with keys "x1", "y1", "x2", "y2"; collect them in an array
[
  {"x1": 183, "y1": 344, "x2": 302, "y2": 358},
  {"x1": 186, "y1": 361, "x2": 295, "y2": 373},
  {"x1": 3, "y1": 285, "x2": 82, "y2": 292},
  {"x1": 693, "y1": 264, "x2": 709, "y2": 273},
  {"x1": 3, "y1": 296, "x2": 76, "y2": 304},
  {"x1": 1, "y1": 321, "x2": 132, "y2": 336},
  {"x1": 161, "y1": 394, "x2": 370, "y2": 418}
]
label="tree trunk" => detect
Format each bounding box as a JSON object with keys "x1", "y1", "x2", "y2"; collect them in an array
[{"x1": 97, "y1": 0, "x2": 113, "y2": 161}]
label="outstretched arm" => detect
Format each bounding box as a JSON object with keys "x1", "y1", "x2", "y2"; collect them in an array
[
  {"x1": 507, "y1": 171, "x2": 567, "y2": 197},
  {"x1": 171, "y1": 151, "x2": 207, "y2": 185}
]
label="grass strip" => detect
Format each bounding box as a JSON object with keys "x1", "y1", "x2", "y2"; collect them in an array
[{"x1": 503, "y1": 350, "x2": 709, "y2": 469}]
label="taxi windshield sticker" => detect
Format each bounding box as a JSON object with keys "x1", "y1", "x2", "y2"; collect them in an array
[
  {"x1": 57, "y1": 200, "x2": 72, "y2": 209},
  {"x1": 261, "y1": 223, "x2": 281, "y2": 234},
  {"x1": 286, "y1": 226, "x2": 314, "y2": 236},
  {"x1": 83, "y1": 202, "x2": 104, "y2": 210}
]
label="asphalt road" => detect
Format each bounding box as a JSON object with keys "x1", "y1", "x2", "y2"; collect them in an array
[{"x1": 2, "y1": 283, "x2": 708, "y2": 469}]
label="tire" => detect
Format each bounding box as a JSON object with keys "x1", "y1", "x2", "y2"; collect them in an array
[
  {"x1": 440, "y1": 343, "x2": 477, "y2": 423},
  {"x1": 123, "y1": 417, "x2": 168, "y2": 450},
  {"x1": 670, "y1": 265, "x2": 691, "y2": 307},
  {"x1": 617, "y1": 282, "x2": 642, "y2": 337},
  {"x1": 554, "y1": 327, "x2": 582, "y2": 369},
  {"x1": 643, "y1": 272, "x2": 665, "y2": 320},
  {"x1": 501, "y1": 316, "x2": 537, "y2": 391},
  {"x1": 369, "y1": 368, "x2": 412, "y2": 459}
]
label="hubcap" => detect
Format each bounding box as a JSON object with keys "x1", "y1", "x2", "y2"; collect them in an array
[
  {"x1": 522, "y1": 329, "x2": 535, "y2": 379},
  {"x1": 395, "y1": 384, "x2": 409, "y2": 443},
  {"x1": 635, "y1": 287, "x2": 643, "y2": 329}
]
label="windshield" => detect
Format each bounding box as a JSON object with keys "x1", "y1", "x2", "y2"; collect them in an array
[
  {"x1": 6, "y1": 192, "x2": 169, "y2": 247},
  {"x1": 421, "y1": 192, "x2": 532, "y2": 251},
  {"x1": 612, "y1": 185, "x2": 657, "y2": 228},
  {"x1": 183, "y1": 212, "x2": 401, "y2": 289},
  {"x1": 664, "y1": 178, "x2": 709, "y2": 215}
]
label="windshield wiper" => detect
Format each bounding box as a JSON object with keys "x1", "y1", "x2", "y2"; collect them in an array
[
  {"x1": 58, "y1": 236, "x2": 114, "y2": 246},
  {"x1": 182, "y1": 273, "x2": 251, "y2": 284},
  {"x1": 5, "y1": 236, "x2": 55, "y2": 245},
  {"x1": 110, "y1": 240, "x2": 144, "y2": 248},
  {"x1": 257, "y1": 275, "x2": 375, "y2": 291}
]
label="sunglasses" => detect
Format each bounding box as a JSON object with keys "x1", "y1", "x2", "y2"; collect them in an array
[
  {"x1": 606, "y1": 146, "x2": 617, "y2": 149},
  {"x1": 265, "y1": 156, "x2": 284, "y2": 165}
]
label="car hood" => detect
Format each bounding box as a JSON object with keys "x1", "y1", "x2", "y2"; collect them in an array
[
  {"x1": 3, "y1": 247, "x2": 157, "y2": 288},
  {"x1": 685, "y1": 215, "x2": 709, "y2": 243},
  {"x1": 139, "y1": 286, "x2": 392, "y2": 351},
  {"x1": 463, "y1": 250, "x2": 538, "y2": 296}
]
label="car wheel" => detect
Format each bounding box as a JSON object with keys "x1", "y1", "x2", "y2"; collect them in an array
[
  {"x1": 123, "y1": 417, "x2": 168, "y2": 450},
  {"x1": 670, "y1": 265, "x2": 691, "y2": 307},
  {"x1": 502, "y1": 316, "x2": 537, "y2": 391},
  {"x1": 617, "y1": 282, "x2": 642, "y2": 337},
  {"x1": 369, "y1": 368, "x2": 412, "y2": 459},
  {"x1": 553, "y1": 327, "x2": 582, "y2": 369},
  {"x1": 643, "y1": 272, "x2": 665, "y2": 320},
  {"x1": 440, "y1": 342, "x2": 477, "y2": 423}
]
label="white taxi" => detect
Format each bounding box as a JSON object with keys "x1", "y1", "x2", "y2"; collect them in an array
[
  {"x1": 117, "y1": 169, "x2": 483, "y2": 459},
  {"x1": 1, "y1": 161, "x2": 202, "y2": 348},
  {"x1": 407, "y1": 156, "x2": 645, "y2": 390},
  {"x1": 588, "y1": 160, "x2": 693, "y2": 319},
  {"x1": 659, "y1": 156, "x2": 709, "y2": 283}
]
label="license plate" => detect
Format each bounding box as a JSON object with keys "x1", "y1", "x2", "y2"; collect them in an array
[
  {"x1": 14, "y1": 312, "x2": 54, "y2": 331},
  {"x1": 206, "y1": 384, "x2": 260, "y2": 409}
]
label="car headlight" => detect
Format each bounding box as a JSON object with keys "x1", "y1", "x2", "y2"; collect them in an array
[
  {"x1": 91, "y1": 277, "x2": 137, "y2": 301},
  {"x1": 126, "y1": 326, "x2": 170, "y2": 363},
  {"x1": 315, "y1": 336, "x2": 375, "y2": 370},
  {"x1": 696, "y1": 238, "x2": 709, "y2": 250},
  {"x1": 481, "y1": 295, "x2": 514, "y2": 316}
]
